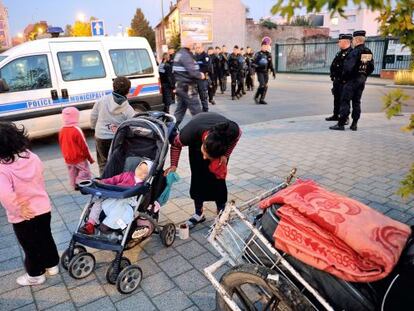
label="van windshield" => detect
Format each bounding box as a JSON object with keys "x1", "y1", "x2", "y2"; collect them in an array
[{"x1": 109, "y1": 49, "x2": 153, "y2": 77}]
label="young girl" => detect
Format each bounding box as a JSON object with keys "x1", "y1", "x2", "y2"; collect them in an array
[
  {"x1": 0, "y1": 122, "x2": 60, "y2": 286},
  {"x1": 80, "y1": 160, "x2": 153, "y2": 235},
  {"x1": 59, "y1": 107, "x2": 94, "y2": 190}
]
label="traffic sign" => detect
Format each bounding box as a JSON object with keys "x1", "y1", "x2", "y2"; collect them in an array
[{"x1": 91, "y1": 20, "x2": 105, "y2": 36}]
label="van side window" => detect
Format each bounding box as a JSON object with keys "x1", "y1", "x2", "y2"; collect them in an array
[
  {"x1": 109, "y1": 49, "x2": 154, "y2": 77},
  {"x1": 0, "y1": 55, "x2": 52, "y2": 92},
  {"x1": 57, "y1": 50, "x2": 106, "y2": 81}
]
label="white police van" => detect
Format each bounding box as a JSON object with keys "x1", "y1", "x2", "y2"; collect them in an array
[{"x1": 0, "y1": 37, "x2": 162, "y2": 138}]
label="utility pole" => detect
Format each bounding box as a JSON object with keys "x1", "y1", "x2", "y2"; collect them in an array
[{"x1": 161, "y1": 0, "x2": 165, "y2": 44}]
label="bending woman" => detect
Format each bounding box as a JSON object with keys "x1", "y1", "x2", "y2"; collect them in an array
[{"x1": 165, "y1": 112, "x2": 241, "y2": 229}]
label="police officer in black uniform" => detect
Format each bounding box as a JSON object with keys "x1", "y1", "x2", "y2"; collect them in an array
[
  {"x1": 253, "y1": 40, "x2": 275, "y2": 105},
  {"x1": 326, "y1": 33, "x2": 353, "y2": 121},
  {"x1": 245, "y1": 46, "x2": 255, "y2": 91},
  {"x1": 228, "y1": 45, "x2": 241, "y2": 100},
  {"x1": 219, "y1": 45, "x2": 229, "y2": 93},
  {"x1": 238, "y1": 48, "x2": 247, "y2": 96},
  {"x1": 330, "y1": 30, "x2": 374, "y2": 131},
  {"x1": 207, "y1": 46, "x2": 217, "y2": 105},
  {"x1": 195, "y1": 43, "x2": 210, "y2": 112},
  {"x1": 168, "y1": 47, "x2": 176, "y2": 104},
  {"x1": 173, "y1": 38, "x2": 205, "y2": 127},
  {"x1": 159, "y1": 53, "x2": 175, "y2": 113}
]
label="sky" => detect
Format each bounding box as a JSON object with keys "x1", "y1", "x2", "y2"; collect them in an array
[{"x1": 4, "y1": 0, "x2": 277, "y2": 37}]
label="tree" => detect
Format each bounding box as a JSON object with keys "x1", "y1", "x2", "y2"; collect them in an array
[
  {"x1": 272, "y1": 0, "x2": 414, "y2": 198},
  {"x1": 71, "y1": 21, "x2": 92, "y2": 37},
  {"x1": 169, "y1": 31, "x2": 181, "y2": 50},
  {"x1": 130, "y1": 8, "x2": 155, "y2": 50},
  {"x1": 27, "y1": 22, "x2": 48, "y2": 40},
  {"x1": 260, "y1": 19, "x2": 278, "y2": 29}
]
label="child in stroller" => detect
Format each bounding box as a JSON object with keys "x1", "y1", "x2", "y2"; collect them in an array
[
  {"x1": 61, "y1": 112, "x2": 177, "y2": 294},
  {"x1": 79, "y1": 160, "x2": 153, "y2": 236}
]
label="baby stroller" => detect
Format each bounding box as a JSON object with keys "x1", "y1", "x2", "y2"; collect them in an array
[
  {"x1": 61, "y1": 111, "x2": 177, "y2": 294},
  {"x1": 205, "y1": 169, "x2": 414, "y2": 310}
]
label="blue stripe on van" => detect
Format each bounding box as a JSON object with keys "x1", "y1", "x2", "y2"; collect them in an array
[{"x1": 0, "y1": 85, "x2": 160, "y2": 115}]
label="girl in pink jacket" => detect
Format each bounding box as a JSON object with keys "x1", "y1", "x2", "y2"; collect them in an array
[{"x1": 0, "y1": 122, "x2": 59, "y2": 286}]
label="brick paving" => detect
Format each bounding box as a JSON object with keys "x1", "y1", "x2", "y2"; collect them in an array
[{"x1": 1, "y1": 113, "x2": 413, "y2": 310}]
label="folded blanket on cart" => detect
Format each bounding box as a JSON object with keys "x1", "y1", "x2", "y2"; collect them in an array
[{"x1": 259, "y1": 179, "x2": 411, "y2": 282}]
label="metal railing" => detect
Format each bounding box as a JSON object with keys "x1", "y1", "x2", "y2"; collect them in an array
[{"x1": 275, "y1": 38, "x2": 412, "y2": 77}]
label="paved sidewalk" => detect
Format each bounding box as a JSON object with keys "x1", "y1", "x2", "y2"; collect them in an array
[{"x1": 1, "y1": 113, "x2": 414, "y2": 311}]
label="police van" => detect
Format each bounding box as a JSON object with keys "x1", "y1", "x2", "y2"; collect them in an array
[{"x1": 0, "y1": 36, "x2": 162, "y2": 138}]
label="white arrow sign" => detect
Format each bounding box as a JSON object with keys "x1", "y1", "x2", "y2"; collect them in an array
[{"x1": 91, "y1": 20, "x2": 105, "y2": 36}]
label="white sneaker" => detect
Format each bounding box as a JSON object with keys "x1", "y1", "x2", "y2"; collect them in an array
[
  {"x1": 46, "y1": 265, "x2": 60, "y2": 276},
  {"x1": 186, "y1": 214, "x2": 206, "y2": 229},
  {"x1": 16, "y1": 273, "x2": 46, "y2": 286},
  {"x1": 132, "y1": 227, "x2": 150, "y2": 239}
]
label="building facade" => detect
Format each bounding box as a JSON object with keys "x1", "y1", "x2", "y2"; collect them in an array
[
  {"x1": 321, "y1": 9, "x2": 380, "y2": 38},
  {"x1": 155, "y1": 0, "x2": 246, "y2": 59},
  {"x1": 0, "y1": 0, "x2": 11, "y2": 48}
]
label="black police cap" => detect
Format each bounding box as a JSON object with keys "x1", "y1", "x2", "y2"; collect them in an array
[
  {"x1": 353, "y1": 30, "x2": 366, "y2": 37},
  {"x1": 339, "y1": 33, "x2": 353, "y2": 40}
]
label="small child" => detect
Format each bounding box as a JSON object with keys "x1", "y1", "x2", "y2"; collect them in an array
[
  {"x1": 59, "y1": 107, "x2": 94, "y2": 190},
  {"x1": 0, "y1": 122, "x2": 60, "y2": 286},
  {"x1": 80, "y1": 160, "x2": 152, "y2": 235}
]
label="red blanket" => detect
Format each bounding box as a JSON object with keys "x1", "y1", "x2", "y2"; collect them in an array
[{"x1": 259, "y1": 180, "x2": 411, "y2": 282}]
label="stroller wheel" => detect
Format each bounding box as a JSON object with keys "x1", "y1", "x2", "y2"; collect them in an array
[
  {"x1": 116, "y1": 265, "x2": 143, "y2": 294},
  {"x1": 160, "y1": 223, "x2": 176, "y2": 247},
  {"x1": 61, "y1": 245, "x2": 87, "y2": 270},
  {"x1": 68, "y1": 252, "x2": 96, "y2": 279},
  {"x1": 106, "y1": 257, "x2": 131, "y2": 284}
]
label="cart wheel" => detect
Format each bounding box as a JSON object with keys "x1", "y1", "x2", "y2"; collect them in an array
[
  {"x1": 68, "y1": 252, "x2": 96, "y2": 279},
  {"x1": 217, "y1": 264, "x2": 314, "y2": 311},
  {"x1": 60, "y1": 245, "x2": 87, "y2": 270},
  {"x1": 160, "y1": 223, "x2": 176, "y2": 247},
  {"x1": 116, "y1": 265, "x2": 143, "y2": 294},
  {"x1": 106, "y1": 257, "x2": 131, "y2": 284}
]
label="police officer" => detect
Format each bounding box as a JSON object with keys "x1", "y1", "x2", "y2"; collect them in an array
[
  {"x1": 168, "y1": 47, "x2": 177, "y2": 104},
  {"x1": 213, "y1": 46, "x2": 222, "y2": 94},
  {"x1": 253, "y1": 40, "x2": 275, "y2": 105},
  {"x1": 207, "y1": 47, "x2": 217, "y2": 105},
  {"x1": 219, "y1": 45, "x2": 229, "y2": 93},
  {"x1": 330, "y1": 30, "x2": 374, "y2": 131},
  {"x1": 195, "y1": 43, "x2": 210, "y2": 112},
  {"x1": 159, "y1": 53, "x2": 175, "y2": 113},
  {"x1": 245, "y1": 46, "x2": 255, "y2": 91},
  {"x1": 173, "y1": 38, "x2": 205, "y2": 127},
  {"x1": 238, "y1": 48, "x2": 247, "y2": 96},
  {"x1": 228, "y1": 45, "x2": 241, "y2": 100},
  {"x1": 326, "y1": 34, "x2": 353, "y2": 122}
]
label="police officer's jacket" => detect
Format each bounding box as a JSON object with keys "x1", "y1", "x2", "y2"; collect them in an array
[
  {"x1": 342, "y1": 44, "x2": 374, "y2": 82},
  {"x1": 159, "y1": 61, "x2": 175, "y2": 88},
  {"x1": 253, "y1": 51, "x2": 275, "y2": 74},
  {"x1": 228, "y1": 53, "x2": 241, "y2": 73},
  {"x1": 173, "y1": 48, "x2": 202, "y2": 84},
  {"x1": 245, "y1": 53, "x2": 255, "y2": 74},
  {"x1": 195, "y1": 51, "x2": 210, "y2": 74},
  {"x1": 219, "y1": 52, "x2": 229, "y2": 72},
  {"x1": 330, "y1": 47, "x2": 352, "y2": 81}
]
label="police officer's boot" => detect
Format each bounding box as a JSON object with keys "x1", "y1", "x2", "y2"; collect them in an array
[
  {"x1": 350, "y1": 120, "x2": 358, "y2": 131},
  {"x1": 329, "y1": 119, "x2": 345, "y2": 131},
  {"x1": 259, "y1": 87, "x2": 268, "y2": 105},
  {"x1": 325, "y1": 115, "x2": 339, "y2": 121},
  {"x1": 231, "y1": 83, "x2": 236, "y2": 100},
  {"x1": 254, "y1": 87, "x2": 262, "y2": 104}
]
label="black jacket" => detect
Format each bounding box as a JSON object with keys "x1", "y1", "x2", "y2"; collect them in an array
[
  {"x1": 228, "y1": 53, "x2": 241, "y2": 73},
  {"x1": 253, "y1": 50, "x2": 275, "y2": 74},
  {"x1": 330, "y1": 47, "x2": 353, "y2": 81},
  {"x1": 159, "y1": 61, "x2": 175, "y2": 88},
  {"x1": 342, "y1": 44, "x2": 374, "y2": 82}
]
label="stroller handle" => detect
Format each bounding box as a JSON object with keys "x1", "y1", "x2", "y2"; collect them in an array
[{"x1": 134, "y1": 111, "x2": 176, "y2": 125}]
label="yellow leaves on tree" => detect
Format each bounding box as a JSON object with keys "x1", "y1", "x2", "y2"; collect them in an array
[{"x1": 71, "y1": 21, "x2": 92, "y2": 37}]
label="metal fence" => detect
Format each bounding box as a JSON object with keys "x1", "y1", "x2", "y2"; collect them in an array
[{"x1": 275, "y1": 38, "x2": 412, "y2": 76}]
